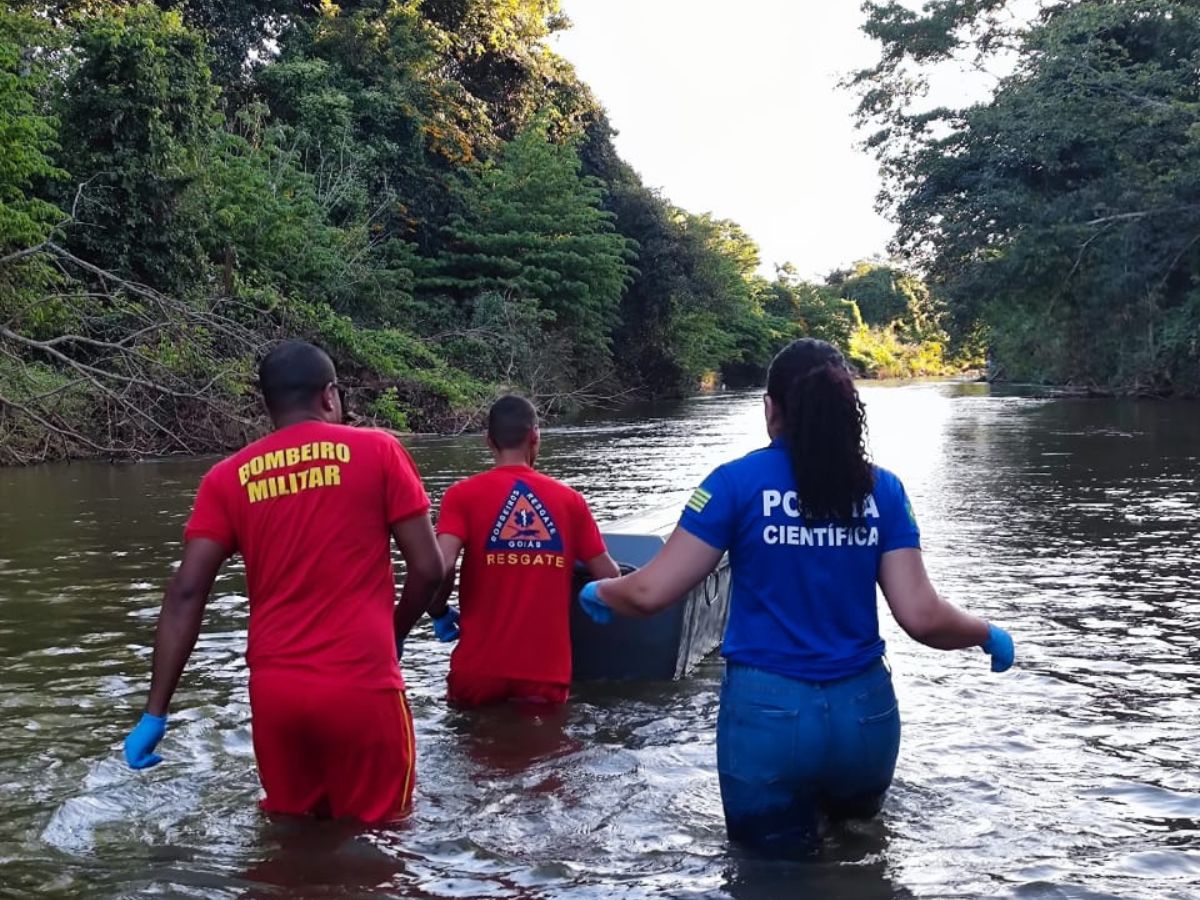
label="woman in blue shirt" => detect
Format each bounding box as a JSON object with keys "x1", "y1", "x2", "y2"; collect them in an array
[{"x1": 580, "y1": 338, "x2": 1014, "y2": 853}]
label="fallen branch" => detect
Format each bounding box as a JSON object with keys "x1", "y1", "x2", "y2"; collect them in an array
[{"x1": 0, "y1": 241, "x2": 269, "y2": 464}]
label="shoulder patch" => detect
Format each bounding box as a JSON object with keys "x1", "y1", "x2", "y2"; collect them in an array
[{"x1": 686, "y1": 486, "x2": 713, "y2": 514}]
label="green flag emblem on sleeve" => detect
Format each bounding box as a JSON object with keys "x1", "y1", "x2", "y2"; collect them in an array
[{"x1": 686, "y1": 487, "x2": 712, "y2": 513}]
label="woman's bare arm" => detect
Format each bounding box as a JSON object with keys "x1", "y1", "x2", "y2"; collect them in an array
[
  {"x1": 596, "y1": 527, "x2": 724, "y2": 617},
  {"x1": 878, "y1": 548, "x2": 989, "y2": 649}
]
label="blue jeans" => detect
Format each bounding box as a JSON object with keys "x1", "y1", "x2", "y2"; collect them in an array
[{"x1": 716, "y1": 659, "x2": 901, "y2": 853}]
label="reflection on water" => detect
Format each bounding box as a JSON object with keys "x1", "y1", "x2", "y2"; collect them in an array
[{"x1": 1, "y1": 383, "x2": 1199, "y2": 898}]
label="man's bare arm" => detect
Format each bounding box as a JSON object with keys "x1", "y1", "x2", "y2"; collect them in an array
[
  {"x1": 585, "y1": 551, "x2": 621, "y2": 581},
  {"x1": 391, "y1": 513, "x2": 444, "y2": 643},
  {"x1": 429, "y1": 533, "x2": 464, "y2": 618},
  {"x1": 145, "y1": 538, "x2": 228, "y2": 717}
]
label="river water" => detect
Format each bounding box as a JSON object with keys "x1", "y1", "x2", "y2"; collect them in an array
[{"x1": 1, "y1": 382, "x2": 1198, "y2": 899}]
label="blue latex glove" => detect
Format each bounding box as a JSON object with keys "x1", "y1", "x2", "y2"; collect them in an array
[
  {"x1": 432, "y1": 606, "x2": 460, "y2": 642},
  {"x1": 981, "y1": 623, "x2": 1015, "y2": 673},
  {"x1": 578, "y1": 581, "x2": 613, "y2": 625},
  {"x1": 124, "y1": 712, "x2": 166, "y2": 769}
]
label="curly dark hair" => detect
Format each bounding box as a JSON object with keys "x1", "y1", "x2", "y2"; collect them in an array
[{"x1": 766, "y1": 338, "x2": 874, "y2": 522}]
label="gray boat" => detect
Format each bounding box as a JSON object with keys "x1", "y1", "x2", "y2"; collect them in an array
[{"x1": 570, "y1": 505, "x2": 732, "y2": 682}]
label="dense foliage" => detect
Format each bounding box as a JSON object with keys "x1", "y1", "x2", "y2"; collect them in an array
[
  {"x1": 0, "y1": 1, "x2": 953, "y2": 463},
  {"x1": 853, "y1": 0, "x2": 1200, "y2": 393}
]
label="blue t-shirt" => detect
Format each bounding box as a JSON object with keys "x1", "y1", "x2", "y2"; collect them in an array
[{"x1": 679, "y1": 439, "x2": 921, "y2": 681}]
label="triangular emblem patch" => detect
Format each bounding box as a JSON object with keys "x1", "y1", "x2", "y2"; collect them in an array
[{"x1": 486, "y1": 480, "x2": 563, "y2": 552}]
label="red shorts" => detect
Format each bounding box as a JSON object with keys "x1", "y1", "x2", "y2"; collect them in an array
[
  {"x1": 447, "y1": 671, "x2": 569, "y2": 708},
  {"x1": 249, "y1": 673, "x2": 416, "y2": 824}
]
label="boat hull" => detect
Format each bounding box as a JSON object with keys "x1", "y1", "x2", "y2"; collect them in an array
[{"x1": 570, "y1": 508, "x2": 731, "y2": 682}]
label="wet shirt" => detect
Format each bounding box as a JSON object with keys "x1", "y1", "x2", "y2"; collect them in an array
[
  {"x1": 679, "y1": 439, "x2": 920, "y2": 681},
  {"x1": 185, "y1": 422, "x2": 430, "y2": 690},
  {"x1": 436, "y1": 466, "x2": 607, "y2": 685}
]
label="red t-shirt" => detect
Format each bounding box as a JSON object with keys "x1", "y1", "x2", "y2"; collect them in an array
[
  {"x1": 436, "y1": 466, "x2": 607, "y2": 685},
  {"x1": 185, "y1": 421, "x2": 430, "y2": 690}
]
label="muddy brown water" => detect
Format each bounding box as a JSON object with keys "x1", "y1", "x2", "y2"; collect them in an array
[{"x1": 0, "y1": 382, "x2": 1198, "y2": 898}]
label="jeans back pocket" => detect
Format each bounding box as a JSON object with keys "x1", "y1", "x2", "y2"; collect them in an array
[
  {"x1": 717, "y1": 698, "x2": 801, "y2": 788},
  {"x1": 851, "y1": 677, "x2": 901, "y2": 792}
]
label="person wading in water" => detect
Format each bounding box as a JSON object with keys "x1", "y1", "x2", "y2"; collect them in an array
[
  {"x1": 578, "y1": 337, "x2": 1015, "y2": 853},
  {"x1": 429, "y1": 395, "x2": 620, "y2": 708},
  {"x1": 122, "y1": 340, "x2": 444, "y2": 823}
]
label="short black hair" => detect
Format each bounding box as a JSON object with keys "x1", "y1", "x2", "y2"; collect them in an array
[
  {"x1": 258, "y1": 340, "x2": 336, "y2": 415},
  {"x1": 487, "y1": 395, "x2": 537, "y2": 449}
]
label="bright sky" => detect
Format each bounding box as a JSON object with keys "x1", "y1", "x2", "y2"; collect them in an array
[
  {"x1": 554, "y1": 1, "x2": 1017, "y2": 282},
  {"x1": 553, "y1": 1, "x2": 894, "y2": 279}
]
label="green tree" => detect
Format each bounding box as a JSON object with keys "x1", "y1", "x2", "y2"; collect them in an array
[
  {"x1": 259, "y1": 0, "x2": 481, "y2": 251},
  {"x1": 186, "y1": 109, "x2": 420, "y2": 323},
  {"x1": 59, "y1": 3, "x2": 219, "y2": 291},
  {"x1": 5, "y1": 0, "x2": 981, "y2": 462},
  {"x1": 827, "y1": 262, "x2": 908, "y2": 327},
  {"x1": 581, "y1": 116, "x2": 805, "y2": 391},
  {"x1": 854, "y1": 0, "x2": 1200, "y2": 392},
  {"x1": 764, "y1": 268, "x2": 860, "y2": 350},
  {"x1": 578, "y1": 112, "x2": 698, "y2": 391},
  {"x1": 419, "y1": 0, "x2": 590, "y2": 143},
  {"x1": 0, "y1": 9, "x2": 64, "y2": 250},
  {"x1": 420, "y1": 119, "x2": 635, "y2": 381},
  {"x1": 152, "y1": 0, "x2": 317, "y2": 88},
  {"x1": 672, "y1": 212, "x2": 766, "y2": 381},
  {"x1": 0, "y1": 4, "x2": 69, "y2": 397},
  {"x1": 828, "y1": 261, "x2": 944, "y2": 340}
]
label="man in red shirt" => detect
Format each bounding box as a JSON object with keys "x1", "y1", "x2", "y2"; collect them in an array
[
  {"x1": 431, "y1": 395, "x2": 619, "y2": 707},
  {"x1": 121, "y1": 341, "x2": 443, "y2": 823}
]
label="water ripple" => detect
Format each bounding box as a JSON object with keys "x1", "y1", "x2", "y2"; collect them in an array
[{"x1": 0, "y1": 385, "x2": 1198, "y2": 897}]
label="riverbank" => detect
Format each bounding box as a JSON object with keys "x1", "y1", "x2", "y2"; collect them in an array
[
  {"x1": 11, "y1": 365, "x2": 1162, "y2": 470},
  {"x1": 0, "y1": 361, "x2": 986, "y2": 468}
]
